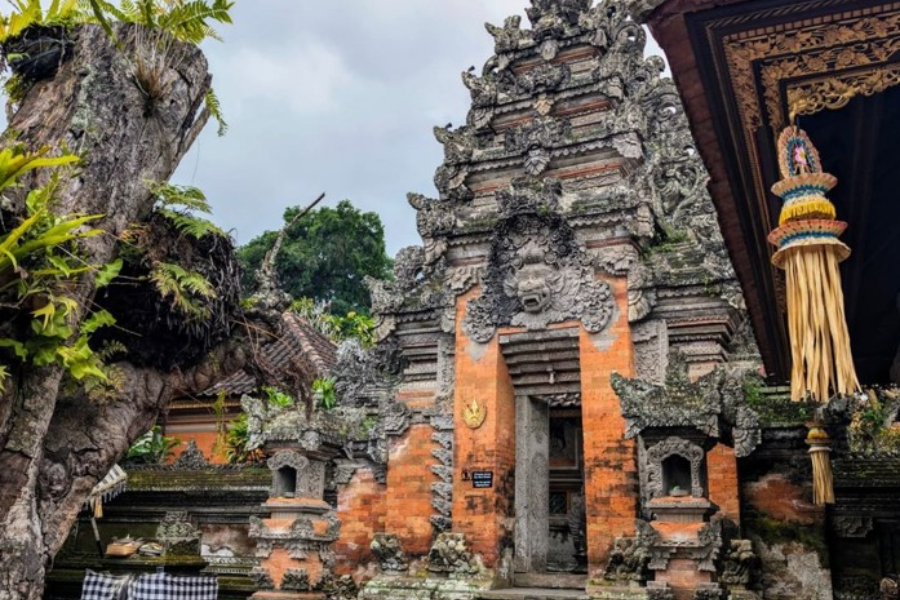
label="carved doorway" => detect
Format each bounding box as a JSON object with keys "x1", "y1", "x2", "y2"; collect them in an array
[
  {"x1": 514, "y1": 398, "x2": 586, "y2": 574},
  {"x1": 548, "y1": 409, "x2": 586, "y2": 573}
]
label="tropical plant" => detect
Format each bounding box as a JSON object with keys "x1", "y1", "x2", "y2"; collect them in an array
[
  {"x1": 149, "y1": 261, "x2": 216, "y2": 319},
  {"x1": 312, "y1": 376, "x2": 336, "y2": 410},
  {"x1": 0, "y1": 144, "x2": 122, "y2": 391},
  {"x1": 151, "y1": 181, "x2": 225, "y2": 239},
  {"x1": 124, "y1": 425, "x2": 180, "y2": 464},
  {"x1": 290, "y1": 297, "x2": 377, "y2": 348},
  {"x1": 0, "y1": 0, "x2": 86, "y2": 43}
]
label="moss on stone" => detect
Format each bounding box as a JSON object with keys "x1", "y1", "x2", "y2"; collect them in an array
[
  {"x1": 127, "y1": 468, "x2": 270, "y2": 491},
  {"x1": 749, "y1": 516, "x2": 830, "y2": 568}
]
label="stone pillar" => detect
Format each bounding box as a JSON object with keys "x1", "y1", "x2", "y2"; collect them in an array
[{"x1": 515, "y1": 396, "x2": 549, "y2": 573}]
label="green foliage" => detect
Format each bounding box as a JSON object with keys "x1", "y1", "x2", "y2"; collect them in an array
[
  {"x1": 223, "y1": 412, "x2": 257, "y2": 464},
  {"x1": 290, "y1": 297, "x2": 376, "y2": 348},
  {"x1": 86, "y1": 0, "x2": 233, "y2": 45},
  {"x1": 124, "y1": 425, "x2": 181, "y2": 464},
  {"x1": 221, "y1": 388, "x2": 293, "y2": 464},
  {"x1": 0, "y1": 0, "x2": 85, "y2": 42},
  {"x1": 149, "y1": 261, "x2": 216, "y2": 319},
  {"x1": 151, "y1": 181, "x2": 225, "y2": 239},
  {"x1": 312, "y1": 376, "x2": 336, "y2": 411},
  {"x1": 204, "y1": 87, "x2": 227, "y2": 136},
  {"x1": 262, "y1": 385, "x2": 293, "y2": 408},
  {"x1": 848, "y1": 388, "x2": 900, "y2": 455},
  {"x1": 0, "y1": 144, "x2": 121, "y2": 392},
  {"x1": 238, "y1": 200, "x2": 393, "y2": 316}
]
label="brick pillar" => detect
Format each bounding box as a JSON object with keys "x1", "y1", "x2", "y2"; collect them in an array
[
  {"x1": 707, "y1": 443, "x2": 741, "y2": 525},
  {"x1": 452, "y1": 287, "x2": 517, "y2": 567},
  {"x1": 383, "y1": 424, "x2": 438, "y2": 556},
  {"x1": 579, "y1": 277, "x2": 640, "y2": 577}
]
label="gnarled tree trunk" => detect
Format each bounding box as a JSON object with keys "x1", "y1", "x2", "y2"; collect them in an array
[{"x1": 0, "y1": 24, "x2": 261, "y2": 600}]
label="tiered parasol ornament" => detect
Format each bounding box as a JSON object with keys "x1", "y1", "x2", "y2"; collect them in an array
[{"x1": 768, "y1": 126, "x2": 861, "y2": 504}]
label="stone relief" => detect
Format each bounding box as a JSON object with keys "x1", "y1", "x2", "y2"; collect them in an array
[
  {"x1": 371, "y1": 533, "x2": 409, "y2": 573},
  {"x1": 427, "y1": 533, "x2": 484, "y2": 577},
  {"x1": 720, "y1": 539, "x2": 758, "y2": 587},
  {"x1": 605, "y1": 535, "x2": 651, "y2": 584},
  {"x1": 462, "y1": 180, "x2": 614, "y2": 343},
  {"x1": 612, "y1": 356, "x2": 761, "y2": 458}
]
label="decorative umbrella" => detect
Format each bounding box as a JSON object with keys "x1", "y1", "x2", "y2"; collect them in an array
[{"x1": 84, "y1": 465, "x2": 128, "y2": 556}]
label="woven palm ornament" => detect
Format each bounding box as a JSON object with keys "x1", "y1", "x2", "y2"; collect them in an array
[{"x1": 769, "y1": 126, "x2": 860, "y2": 403}]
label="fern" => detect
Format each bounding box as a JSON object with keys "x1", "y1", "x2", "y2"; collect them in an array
[
  {"x1": 204, "y1": 87, "x2": 227, "y2": 136},
  {"x1": 150, "y1": 181, "x2": 225, "y2": 239},
  {"x1": 150, "y1": 261, "x2": 216, "y2": 318}
]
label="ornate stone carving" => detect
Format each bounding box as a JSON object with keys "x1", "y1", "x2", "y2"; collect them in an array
[
  {"x1": 720, "y1": 539, "x2": 757, "y2": 587},
  {"x1": 504, "y1": 115, "x2": 571, "y2": 156},
  {"x1": 486, "y1": 15, "x2": 525, "y2": 53},
  {"x1": 156, "y1": 511, "x2": 199, "y2": 540},
  {"x1": 282, "y1": 568, "x2": 311, "y2": 592},
  {"x1": 250, "y1": 567, "x2": 275, "y2": 590},
  {"x1": 331, "y1": 575, "x2": 359, "y2": 600},
  {"x1": 268, "y1": 450, "x2": 310, "y2": 473},
  {"x1": 173, "y1": 440, "x2": 208, "y2": 470},
  {"x1": 462, "y1": 180, "x2": 613, "y2": 343},
  {"x1": 427, "y1": 533, "x2": 483, "y2": 577},
  {"x1": 832, "y1": 516, "x2": 874, "y2": 539},
  {"x1": 612, "y1": 360, "x2": 762, "y2": 458},
  {"x1": 371, "y1": 533, "x2": 408, "y2": 573},
  {"x1": 604, "y1": 536, "x2": 651, "y2": 584}
]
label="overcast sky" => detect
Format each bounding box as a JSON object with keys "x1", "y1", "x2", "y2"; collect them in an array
[{"x1": 172, "y1": 1, "x2": 665, "y2": 257}]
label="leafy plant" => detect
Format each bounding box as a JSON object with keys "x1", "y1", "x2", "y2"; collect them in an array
[
  {"x1": 151, "y1": 181, "x2": 225, "y2": 239},
  {"x1": 262, "y1": 385, "x2": 293, "y2": 408},
  {"x1": 290, "y1": 297, "x2": 377, "y2": 348},
  {"x1": 0, "y1": 0, "x2": 86, "y2": 43},
  {"x1": 220, "y1": 387, "x2": 294, "y2": 464},
  {"x1": 124, "y1": 425, "x2": 180, "y2": 464},
  {"x1": 149, "y1": 261, "x2": 216, "y2": 319},
  {"x1": 312, "y1": 376, "x2": 336, "y2": 410},
  {"x1": 0, "y1": 144, "x2": 122, "y2": 391}
]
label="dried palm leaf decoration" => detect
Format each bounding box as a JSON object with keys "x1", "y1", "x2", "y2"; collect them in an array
[
  {"x1": 769, "y1": 126, "x2": 861, "y2": 505},
  {"x1": 769, "y1": 126, "x2": 860, "y2": 403}
]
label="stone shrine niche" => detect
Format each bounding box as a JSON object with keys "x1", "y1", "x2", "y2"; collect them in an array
[
  {"x1": 643, "y1": 436, "x2": 706, "y2": 500},
  {"x1": 267, "y1": 450, "x2": 321, "y2": 499}
]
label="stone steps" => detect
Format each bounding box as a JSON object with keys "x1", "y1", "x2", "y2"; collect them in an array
[
  {"x1": 477, "y1": 589, "x2": 589, "y2": 600},
  {"x1": 514, "y1": 573, "x2": 587, "y2": 589}
]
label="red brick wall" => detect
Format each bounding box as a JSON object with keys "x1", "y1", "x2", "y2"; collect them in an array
[
  {"x1": 451, "y1": 287, "x2": 517, "y2": 567},
  {"x1": 384, "y1": 423, "x2": 438, "y2": 556},
  {"x1": 707, "y1": 443, "x2": 740, "y2": 524},
  {"x1": 580, "y1": 277, "x2": 640, "y2": 576},
  {"x1": 334, "y1": 468, "x2": 386, "y2": 575}
]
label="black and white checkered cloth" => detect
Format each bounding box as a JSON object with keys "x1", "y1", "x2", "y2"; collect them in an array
[
  {"x1": 81, "y1": 570, "x2": 132, "y2": 600},
  {"x1": 131, "y1": 573, "x2": 218, "y2": 600}
]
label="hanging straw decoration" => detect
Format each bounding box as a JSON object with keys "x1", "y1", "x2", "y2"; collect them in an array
[
  {"x1": 806, "y1": 423, "x2": 835, "y2": 505},
  {"x1": 768, "y1": 126, "x2": 860, "y2": 403}
]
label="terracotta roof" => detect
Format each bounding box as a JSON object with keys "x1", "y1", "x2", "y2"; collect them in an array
[{"x1": 193, "y1": 312, "x2": 337, "y2": 399}]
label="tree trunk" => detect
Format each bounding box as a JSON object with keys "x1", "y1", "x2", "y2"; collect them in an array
[{"x1": 0, "y1": 23, "x2": 214, "y2": 599}]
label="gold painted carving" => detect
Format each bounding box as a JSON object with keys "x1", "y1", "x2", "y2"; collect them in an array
[
  {"x1": 463, "y1": 398, "x2": 487, "y2": 429},
  {"x1": 723, "y1": 6, "x2": 900, "y2": 132},
  {"x1": 787, "y1": 64, "x2": 900, "y2": 119}
]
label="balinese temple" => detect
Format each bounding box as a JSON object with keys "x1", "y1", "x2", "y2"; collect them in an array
[{"x1": 50, "y1": 2, "x2": 899, "y2": 600}]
